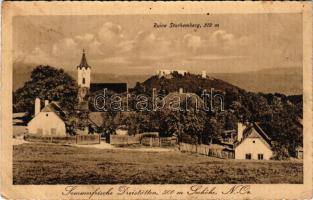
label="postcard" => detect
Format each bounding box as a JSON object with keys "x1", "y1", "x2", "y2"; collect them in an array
[{"x1": 1, "y1": 2, "x2": 312, "y2": 200}]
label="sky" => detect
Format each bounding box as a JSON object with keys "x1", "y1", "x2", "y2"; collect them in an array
[{"x1": 13, "y1": 14, "x2": 302, "y2": 75}]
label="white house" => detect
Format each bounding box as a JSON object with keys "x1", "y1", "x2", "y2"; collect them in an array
[
  {"x1": 235, "y1": 123, "x2": 273, "y2": 160},
  {"x1": 115, "y1": 125, "x2": 128, "y2": 135},
  {"x1": 27, "y1": 98, "x2": 66, "y2": 137}
]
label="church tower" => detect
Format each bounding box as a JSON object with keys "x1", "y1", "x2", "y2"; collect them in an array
[{"x1": 77, "y1": 49, "x2": 91, "y2": 103}]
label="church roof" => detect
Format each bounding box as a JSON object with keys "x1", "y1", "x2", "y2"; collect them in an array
[
  {"x1": 90, "y1": 83, "x2": 127, "y2": 94},
  {"x1": 77, "y1": 49, "x2": 91, "y2": 69}
]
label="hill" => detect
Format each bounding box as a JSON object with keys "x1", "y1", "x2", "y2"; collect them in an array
[
  {"x1": 13, "y1": 62, "x2": 302, "y2": 95},
  {"x1": 136, "y1": 72, "x2": 240, "y2": 95}
]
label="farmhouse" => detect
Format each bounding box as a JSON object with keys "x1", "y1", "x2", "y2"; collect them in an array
[
  {"x1": 27, "y1": 98, "x2": 66, "y2": 137},
  {"x1": 234, "y1": 123, "x2": 273, "y2": 160}
]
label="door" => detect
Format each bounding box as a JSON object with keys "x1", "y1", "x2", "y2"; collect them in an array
[
  {"x1": 37, "y1": 128, "x2": 43, "y2": 136},
  {"x1": 51, "y1": 128, "x2": 57, "y2": 136}
]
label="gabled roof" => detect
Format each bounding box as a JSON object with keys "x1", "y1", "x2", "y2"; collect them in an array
[
  {"x1": 224, "y1": 129, "x2": 236, "y2": 133},
  {"x1": 235, "y1": 123, "x2": 271, "y2": 148},
  {"x1": 296, "y1": 146, "x2": 303, "y2": 151},
  {"x1": 77, "y1": 49, "x2": 91, "y2": 69},
  {"x1": 40, "y1": 102, "x2": 67, "y2": 121},
  {"x1": 88, "y1": 111, "x2": 137, "y2": 127},
  {"x1": 88, "y1": 112, "x2": 106, "y2": 127}
]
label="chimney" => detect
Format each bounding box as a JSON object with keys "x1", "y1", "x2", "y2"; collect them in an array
[
  {"x1": 35, "y1": 97, "x2": 41, "y2": 116},
  {"x1": 202, "y1": 71, "x2": 206, "y2": 78},
  {"x1": 44, "y1": 100, "x2": 49, "y2": 107},
  {"x1": 179, "y1": 88, "x2": 183, "y2": 94},
  {"x1": 237, "y1": 122, "x2": 246, "y2": 141}
]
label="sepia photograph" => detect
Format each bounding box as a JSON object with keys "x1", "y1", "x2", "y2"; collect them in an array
[{"x1": 1, "y1": 2, "x2": 312, "y2": 200}]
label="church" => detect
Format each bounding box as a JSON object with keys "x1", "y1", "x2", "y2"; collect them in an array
[
  {"x1": 76, "y1": 49, "x2": 127, "y2": 110},
  {"x1": 27, "y1": 50, "x2": 128, "y2": 137}
]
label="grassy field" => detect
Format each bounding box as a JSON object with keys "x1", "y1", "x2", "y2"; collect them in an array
[{"x1": 13, "y1": 143, "x2": 303, "y2": 184}]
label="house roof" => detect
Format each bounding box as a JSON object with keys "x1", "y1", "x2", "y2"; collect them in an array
[
  {"x1": 88, "y1": 111, "x2": 136, "y2": 127},
  {"x1": 296, "y1": 146, "x2": 303, "y2": 151},
  {"x1": 90, "y1": 83, "x2": 127, "y2": 94},
  {"x1": 88, "y1": 112, "x2": 106, "y2": 127},
  {"x1": 224, "y1": 130, "x2": 236, "y2": 133},
  {"x1": 41, "y1": 102, "x2": 67, "y2": 121},
  {"x1": 235, "y1": 123, "x2": 271, "y2": 148},
  {"x1": 116, "y1": 125, "x2": 128, "y2": 130}
]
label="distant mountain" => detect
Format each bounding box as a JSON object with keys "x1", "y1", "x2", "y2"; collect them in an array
[
  {"x1": 211, "y1": 67, "x2": 302, "y2": 95},
  {"x1": 13, "y1": 62, "x2": 150, "y2": 91},
  {"x1": 13, "y1": 62, "x2": 302, "y2": 95}
]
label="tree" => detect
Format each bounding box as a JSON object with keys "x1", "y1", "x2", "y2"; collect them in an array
[{"x1": 13, "y1": 65, "x2": 78, "y2": 115}]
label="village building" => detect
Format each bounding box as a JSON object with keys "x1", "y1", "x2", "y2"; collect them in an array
[
  {"x1": 27, "y1": 50, "x2": 128, "y2": 137},
  {"x1": 221, "y1": 129, "x2": 237, "y2": 145},
  {"x1": 295, "y1": 146, "x2": 303, "y2": 159},
  {"x1": 27, "y1": 98, "x2": 66, "y2": 137},
  {"x1": 115, "y1": 125, "x2": 129, "y2": 135},
  {"x1": 234, "y1": 123, "x2": 273, "y2": 160}
]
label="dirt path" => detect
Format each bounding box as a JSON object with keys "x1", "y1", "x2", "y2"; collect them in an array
[
  {"x1": 73, "y1": 142, "x2": 176, "y2": 152},
  {"x1": 13, "y1": 137, "x2": 175, "y2": 152},
  {"x1": 12, "y1": 137, "x2": 29, "y2": 145}
]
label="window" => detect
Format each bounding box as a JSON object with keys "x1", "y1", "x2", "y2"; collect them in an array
[
  {"x1": 245, "y1": 153, "x2": 252, "y2": 160},
  {"x1": 82, "y1": 78, "x2": 85, "y2": 84},
  {"x1": 258, "y1": 154, "x2": 264, "y2": 160},
  {"x1": 46, "y1": 113, "x2": 48, "y2": 117},
  {"x1": 253, "y1": 140, "x2": 255, "y2": 143}
]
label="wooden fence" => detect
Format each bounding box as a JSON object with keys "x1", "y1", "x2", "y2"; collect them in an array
[
  {"x1": 24, "y1": 134, "x2": 102, "y2": 145},
  {"x1": 141, "y1": 137, "x2": 160, "y2": 147},
  {"x1": 141, "y1": 136, "x2": 177, "y2": 147},
  {"x1": 179, "y1": 143, "x2": 234, "y2": 159},
  {"x1": 109, "y1": 135, "x2": 141, "y2": 145},
  {"x1": 24, "y1": 134, "x2": 76, "y2": 144},
  {"x1": 160, "y1": 137, "x2": 177, "y2": 147},
  {"x1": 76, "y1": 134, "x2": 101, "y2": 145}
]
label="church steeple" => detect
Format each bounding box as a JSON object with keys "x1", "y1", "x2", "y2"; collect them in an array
[
  {"x1": 77, "y1": 49, "x2": 91, "y2": 69},
  {"x1": 77, "y1": 48, "x2": 91, "y2": 90}
]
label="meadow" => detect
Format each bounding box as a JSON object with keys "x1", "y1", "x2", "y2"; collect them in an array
[{"x1": 13, "y1": 143, "x2": 303, "y2": 184}]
